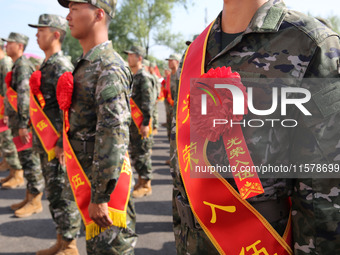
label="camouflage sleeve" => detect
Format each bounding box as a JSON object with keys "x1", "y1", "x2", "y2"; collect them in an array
[
  {"x1": 91, "y1": 66, "x2": 132, "y2": 203},
  {"x1": 140, "y1": 74, "x2": 153, "y2": 126},
  {"x1": 16, "y1": 65, "x2": 31, "y2": 128},
  {"x1": 0, "y1": 62, "x2": 11, "y2": 97},
  {"x1": 291, "y1": 35, "x2": 340, "y2": 252}
]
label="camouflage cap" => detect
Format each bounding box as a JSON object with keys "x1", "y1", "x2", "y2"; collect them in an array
[
  {"x1": 186, "y1": 34, "x2": 199, "y2": 46},
  {"x1": 166, "y1": 53, "x2": 181, "y2": 62},
  {"x1": 28, "y1": 14, "x2": 68, "y2": 32},
  {"x1": 58, "y1": 0, "x2": 117, "y2": 18},
  {"x1": 142, "y1": 59, "x2": 150, "y2": 67},
  {"x1": 124, "y1": 45, "x2": 146, "y2": 58},
  {"x1": 2, "y1": 32, "x2": 29, "y2": 46},
  {"x1": 150, "y1": 61, "x2": 156, "y2": 68}
]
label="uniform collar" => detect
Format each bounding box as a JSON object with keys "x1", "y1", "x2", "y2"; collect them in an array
[
  {"x1": 82, "y1": 40, "x2": 112, "y2": 63},
  {"x1": 207, "y1": 0, "x2": 287, "y2": 65},
  {"x1": 41, "y1": 51, "x2": 63, "y2": 69}
]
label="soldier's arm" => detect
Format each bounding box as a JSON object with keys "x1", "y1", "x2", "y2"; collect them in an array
[
  {"x1": 140, "y1": 75, "x2": 153, "y2": 126},
  {"x1": 16, "y1": 65, "x2": 31, "y2": 128},
  {"x1": 292, "y1": 35, "x2": 340, "y2": 163},
  {"x1": 91, "y1": 66, "x2": 132, "y2": 203}
]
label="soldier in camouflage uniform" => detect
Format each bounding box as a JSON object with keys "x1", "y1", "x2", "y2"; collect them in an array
[
  {"x1": 124, "y1": 45, "x2": 154, "y2": 198},
  {"x1": 170, "y1": 0, "x2": 340, "y2": 254},
  {"x1": 149, "y1": 61, "x2": 161, "y2": 134},
  {"x1": 28, "y1": 14, "x2": 82, "y2": 255},
  {"x1": 0, "y1": 39, "x2": 22, "y2": 178},
  {"x1": 1, "y1": 32, "x2": 45, "y2": 218},
  {"x1": 164, "y1": 53, "x2": 180, "y2": 166},
  {"x1": 58, "y1": 0, "x2": 137, "y2": 254}
]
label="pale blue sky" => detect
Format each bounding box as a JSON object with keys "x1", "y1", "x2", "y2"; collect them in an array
[{"x1": 0, "y1": 0, "x2": 339, "y2": 60}]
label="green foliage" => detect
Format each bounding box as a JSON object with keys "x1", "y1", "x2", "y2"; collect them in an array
[{"x1": 109, "y1": 0, "x2": 188, "y2": 58}]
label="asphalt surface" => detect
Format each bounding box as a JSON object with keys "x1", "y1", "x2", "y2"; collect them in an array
[{"x1": 0, "y1": 102, "x2": 176, "y2": 255}]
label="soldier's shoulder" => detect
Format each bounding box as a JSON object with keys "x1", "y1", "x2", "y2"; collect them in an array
[
  {"x1": 15, "y1": 56, "x2": 34, "y2": 73},
  {"x1": 52, "y1": 54, "x2": 73, "y2": 71},
  {"x1": 284, "y1": 10, "x2": 339, "y2": 45}
]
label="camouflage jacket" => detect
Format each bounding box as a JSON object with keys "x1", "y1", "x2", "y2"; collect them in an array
[
  {"x1": 151, "y1": 73, "x2": 160, "y2": 103},
  {"x1": 69, "y1": 41, "x2": 132, "y2": 203},
  {"x1": 170, "y1": 72, "x2": 177, "y2": 102},
  {"x1": 170, "y1": 0, "x2": 340, "y2": 254},
  {"x1": 131, "y1": 68, "x2": 153, "y2": 126},
  {"x1": 33, "y1": 51, "x2": 73, "y2": 152},
  {"x1": 4, "y1": 55, "x2": 34, "y2": 129},
  {"x1": 0, "y1": 56, "x2": 12, "y2": 97}
]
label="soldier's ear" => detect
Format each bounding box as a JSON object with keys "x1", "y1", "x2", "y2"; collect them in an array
[
  {"x1": 95, "y1": 8, "x2": 105, "y2": 22},
  {"x1": 54, "y1": 30, "x2": 61, "y2": 41}
]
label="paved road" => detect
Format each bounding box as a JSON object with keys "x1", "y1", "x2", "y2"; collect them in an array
[{"x1": 0, "y1": 102, "x2": 176, "y2": 255}]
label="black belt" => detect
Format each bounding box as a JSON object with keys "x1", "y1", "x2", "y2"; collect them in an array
[
  {"x1": 69, "y1": 139, "x2": 95, "y2": 153},
  {"x1": 251, "y1": 198, "x2": 290, "y2": 223}
]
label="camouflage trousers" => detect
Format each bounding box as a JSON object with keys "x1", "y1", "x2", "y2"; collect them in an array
[
  {"x1": 129, "y1": 124, "x2": 153, "y2": 180},
  {"x1": 12, "y1": 128, "x2": 44, "y2": 194},
  {"x1": 39, "y1": 152, "x2": 81, "y2": 240},
  {"x1": 164, "y1": 100, "x2": 172, "y2": 141},
  {"x1": 64, "y1": 145, "x2": 137, "y2": 254},
  {"x1": 0, "y1": 128, "x2": 22, "y2": 169},
  {"x1": 152, "y1": 101, "x2": 159, "y2": 130}
]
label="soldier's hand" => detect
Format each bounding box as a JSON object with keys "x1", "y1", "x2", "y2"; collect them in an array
[
  {"x1": 19, "y1": 128, "x2": 30, "y2": 144},
  {"x1": 88, "y1": 202, "x2": 113, "y2": 228},
  {"x1": 3, "y1": 116, "x2": 8, "y2": 125},
  {"x1": 55, "y1": 146, "x2": 65, "y2": 166},
  {"x1": 141, "y1": 125, "x2": 150, "y2": 139}
]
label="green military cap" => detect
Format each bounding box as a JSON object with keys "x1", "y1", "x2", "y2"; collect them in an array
[
  {"x1": 2, "y1": 32, "x2": 29, "y2": 46},
  {"x1": 142, "y1": 59, "x2": 150, "y2": 67},
  {"x1": 58, "y1": 0, "x2": 117, "y2": 19},
  {"x1": 186, "y1": 34, "x2": 199, "y2": 46},
  {"x1": 166, "y1": 53, "x2": 181, "y2": 62},
  {"x1": 28, "y1": 14, "x2": 68, "y2": 32},
  {"x1": 124, "y1": 45, "x2": 146, "y2": 58}
]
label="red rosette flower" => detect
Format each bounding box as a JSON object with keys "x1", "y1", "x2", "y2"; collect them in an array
[
  {"x1": 190, "y1": 66, "x2": 248, "y2": 142},
  {"x1": 5, "y1": 71, "x2": 13, "y2": 89},
  {"x1": 57, "y1": 72, "x2": 74, "y2": 132},
  {"x1": 29, "y1": 71, "x2": 46, "y2": 109},
  {"x1": 57, "y1": 72, "x2": 74, "y2": 111}
]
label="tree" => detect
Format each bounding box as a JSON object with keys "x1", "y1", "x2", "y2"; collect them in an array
[
  {"x1": 62, "y1": 29, "x2": 82, "y2": 64},
  {"x1": 109, "y1": 0, "x2": 189, "y2": 57},
  {"x1": 327, "y1": 15, "x2": 340, "y2": 34}
]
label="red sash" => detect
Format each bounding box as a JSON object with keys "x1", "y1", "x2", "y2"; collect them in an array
[
  {"x1": 166, "y1": 75, "x2": 174, "y2": 106},
  {"x1": 130, "y1": 98, "x2": 152, "y2": 137},
  {"x1": 4, "y1": 71, "x2": 33, "y2": 150},
  {"x1": 176, "y1": 21, "x2": 292, "y2": 254},
  {"x1": 58, "y1": 71, "x2": 132, "y2": 240},
  {"x1": 30, "y1": 92, "x2": 60, "y2": 161}
]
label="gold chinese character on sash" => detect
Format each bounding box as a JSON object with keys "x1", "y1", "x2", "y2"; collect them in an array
[
  {"x1": 72, "y1": 174, "x2": 85, "y2": 190},
  {"x1": 182, "y1": 94, "x2": 189, "y2": 124},
  {"x1": 37, "y1": 120, "x2": 48, "y2": 131},
  {"x1": 203, "y1": 201, "x2": 236, "y2": 224},
  {"x1": 239, "y1": 240, "x2": 277, "y2": 255},
  {"x1": 65, "y1": 151, "x2": 72, "y2": 163},
  {"x1": 240, "y1": 182, "x2": 264, "y2": 198},
  {"x1": 229, "y1": 146, "x2": 246, "y2": 159},
  {"x1": 235, "y1": 170, "x2": 254, "y2": 182},
  {"x1": 121, "y1": 161, "x2": 131, "y2": 176},
  {"x1": 182, "y1": 142, "x2": 199, "y2": 172},
  {"x1": 10, "y1": 95, "x2": 17, "y2": 102},
  {"x1": 226, "y1": 137, "x2": 242, "y2": 149},
  {"x1": 30, "y1": 107, "x2": 38, "y2": 115},
  {"x1": 133, "y1": 112, "x2": 141, "y2": 118}
]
